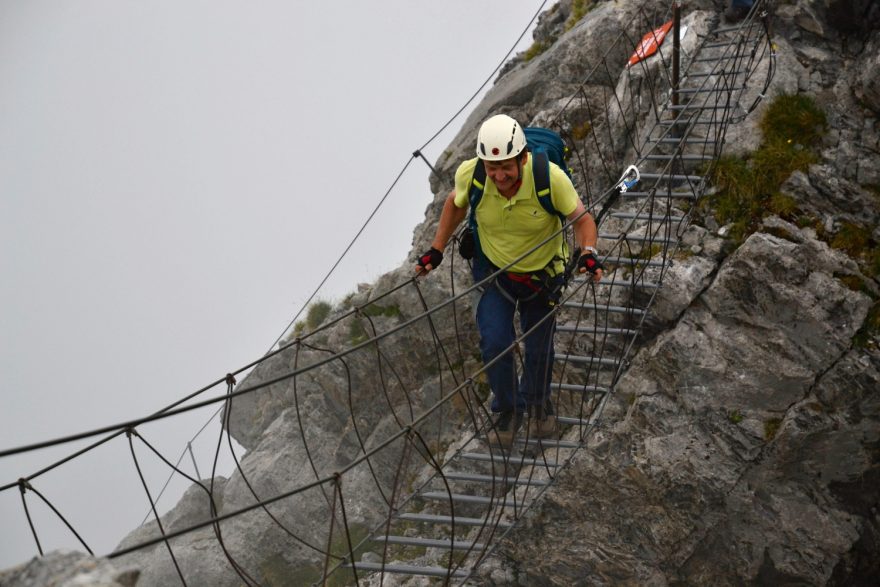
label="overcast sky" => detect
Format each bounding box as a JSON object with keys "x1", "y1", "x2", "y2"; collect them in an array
[{"x1": 0, "y1": 0, "x2": 544, "y2": 568}]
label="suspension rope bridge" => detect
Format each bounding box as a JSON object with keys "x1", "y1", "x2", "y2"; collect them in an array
[{"x1": 1, "y1": 2, "x2": 775, "y2": 585}]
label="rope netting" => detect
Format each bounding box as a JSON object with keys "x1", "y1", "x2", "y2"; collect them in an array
[{"x1": 1, "y1": 1, "x2": 775, "y2": 584}]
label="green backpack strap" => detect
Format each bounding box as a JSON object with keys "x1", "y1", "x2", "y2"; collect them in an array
[
  {"x1": 531, "y1": 151, "x2": 566, "y2": 225},
  {"x1": 465, "y1": 161, "x2": 487, "y2": 262},
  {"x1": 467, "y1": 160, "x2": 487, "y2": 232}
]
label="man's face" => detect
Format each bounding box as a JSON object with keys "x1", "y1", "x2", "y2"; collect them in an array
[{"x1": 484, "y1": 155, "x2": 522, "y2": 193}]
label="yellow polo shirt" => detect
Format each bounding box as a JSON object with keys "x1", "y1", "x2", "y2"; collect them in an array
[{"x1": 454, "y1": 156, "x2": 579, "y2": 274}]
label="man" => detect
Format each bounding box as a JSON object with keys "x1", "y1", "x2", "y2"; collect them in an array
[{"x1": 415, "y1": 114, "x2": 604, "y2": 447}]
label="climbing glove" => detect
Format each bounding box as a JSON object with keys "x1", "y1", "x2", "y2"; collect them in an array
[
  {"x1": 578, "y1": 251, "x2": 604, "y2": 274},
  {"x1": 417, "y1": 247, "x2": 443, "y2": 271},
  {"x1": 458, "y1": 227, "x2": 476, "y2": 260}
]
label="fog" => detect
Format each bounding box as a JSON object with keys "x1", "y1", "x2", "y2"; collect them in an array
[{"x1": 0, "y1": 0, "x2": 543, "y2": 568}]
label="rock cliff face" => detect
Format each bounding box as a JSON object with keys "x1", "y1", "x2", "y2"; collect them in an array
[
  {"x1": 482, "y1": 226, "x2": 877, "y2": 585},
  {"x1": 109, "y1": 1, "x2": 878, "y2": 585},
  {"x1": 0, "y1": 550, "x2": 139, "y2": 587}
]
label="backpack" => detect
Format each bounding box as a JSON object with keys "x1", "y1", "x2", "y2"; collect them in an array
[{"x1": 462, "y1": 127, "x2": 572, "y2": 260}]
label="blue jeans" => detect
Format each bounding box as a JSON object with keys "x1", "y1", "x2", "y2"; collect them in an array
[{"x1": 472, "y1": 259, "x2": 562, "y2": 414}]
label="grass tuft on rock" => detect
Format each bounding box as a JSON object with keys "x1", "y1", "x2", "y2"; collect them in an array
[
  {"x1": 829, "y1": 221, "x2": 880, "y2": 281},
  {"x1": 759, "y1": 94, "x2": 827, "y2": 147},
  {"x1": 524, "y1": 0, "x2": 597, "y2": 61},
  {"x1": 565, "y1": 0, "x2": 596, "y2": 31},
  {"x1": 524, "y1": 40, "x2": 550, "y2": 61},
  {"x1": 702, "y1": 93, "x2": 827, "y2": 242},
  {"x1": 764, "y1": 417, "x2": 783, "y2": 441},
  {"x1": 292, "y1": 299, "x2": 334, "y2": 337},
  {"x1": 853, "y1": 301, "x2": 880, "y2": 350}
]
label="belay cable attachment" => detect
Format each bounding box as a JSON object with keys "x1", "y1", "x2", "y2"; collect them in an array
[
  {"x1": 596, "y1": 164, "x2": 641, "y2": 225},
  {"x1": 566, "y1": 164, "x2": 641, "y2": 280}
]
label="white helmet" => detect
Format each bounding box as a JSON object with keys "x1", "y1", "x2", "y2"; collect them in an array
[{"x1": 476, "y1": 114, "x2": 527, "y2": 161}]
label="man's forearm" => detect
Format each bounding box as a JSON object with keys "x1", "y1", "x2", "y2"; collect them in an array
[
  {"x1": 573, "y1": 212, "x2": 598, "y2": 251},
  {"x1": 432, "y1": 191, "x2": 467, "y2": 252}
]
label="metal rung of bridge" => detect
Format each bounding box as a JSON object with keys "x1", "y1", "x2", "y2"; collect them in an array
[
  {"x1": 658, "y1": 119, "x2": 727, "y2": 126},
  {"x1": 646, "y1": 137, "x2": 717, "y2": 144},
  {"x1": 554, "y1": 354, "x2": 621, "y2": 368},
  {"x1": 556, "y1": 325, "x2": 637, "y2": 336},
  {"x1": 569, "y1": 275, "x2": 660, "y2": 290},
  {"x1": 373, "y1": 535, "x2": 485, "y2": 551},
  {"x1": 549, "y1": 382, "x2": 610, "y2": 394},
  {"x1": 643, "y1": 153, "x2": 714, "y2": 161},
  {"x1": 610, "y1": 212, "x2": 687, "y2": 223},
  {"x1": 515, "y1": 437, "x2": 581, "y2": 449},
  {"x1": 600, "y1": 255, "x2": 667, "y2": 268},
  {"x1": 617, "y1": 190, "x2": 697, "y2": 199},
  {"x1": 456, "y1": 452, "x2": 559, "y2": 468},
  {"x1": 561, "y1": 301, "x2": 646, "y2": 315},
  {"x1": 344, "y1": 562, "x2": 468, "y2": 579},
  {"x1": 421, "y1": 492, "x2": 521, "y2": 508},
  {"x1": 640, "y1": 172, "x2": 703, "y2": 182},
  {"x1": 396, "y1": 512, "x2": 512, "y2": 528},
  {"x1": 667, "y1": 104, "x2": 733, "y2": 111},
  {"x1": 556, "y1": 415, "x2": 592, "y2": 427},
  {"x1": 568, "y1": 275, "x2": 661, "y2": 288},
  {"x1": 601, "y1": 233, "x2": 679, "y2": 246},
  {"x1": 441, "y1": 471, "x2": 551, "y2": 487},
  {"x1": 685, "y1": 69, "x2": 747, "y2": 77}
]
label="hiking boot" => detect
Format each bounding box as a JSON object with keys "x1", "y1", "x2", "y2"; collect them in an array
[
  {"x1": 527, "y1": 402, "x2": 557, "y2": 439},
  {"x1": 489, "y1": 411, "x2": 522, "y2": 448}
]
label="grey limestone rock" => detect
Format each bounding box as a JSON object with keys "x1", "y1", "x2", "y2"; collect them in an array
[
  {"x1": 476, "y1": 227, "x2": 876, "y2": 585},
  {"x1": 854, "y1": 34, "x2": 880, "y2": 115},
  {"x1": 0, "y1": 550, "x2": 139, "y2": 587},
  {"x1": 780, "y1": 165, "x2": 880, "y2": 231}
]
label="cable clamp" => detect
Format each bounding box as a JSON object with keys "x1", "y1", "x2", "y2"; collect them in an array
[{"x1": 225, "y1": 373, "x2": 237, "y2": 386}]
